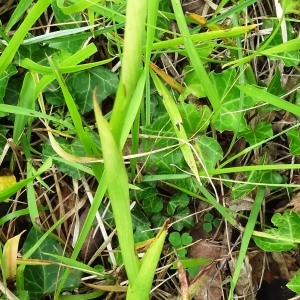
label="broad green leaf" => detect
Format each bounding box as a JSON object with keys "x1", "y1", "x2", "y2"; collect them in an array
[
  {"x1": 142, "y1": 195, "x2": 163, "y2": 214},
  {"x1": 204, "y1": 213, "x2": 214, "y2": 222},
  {"x1": 287, "y1": 128, "x2": 300, "y2": 155},
  {"x1": 211, "y1": 69, "x2": 254, "y2": 132},
  {"x1": 156, "y1": 0, "x2": 172, "y2": 39},
  {"x1": 151, "y1": 213, "x2": 168, "y2": 228},
  {"x1": 44, "y1": 82, "x2": 65, "y2": 105},
  {"x1": 17, "y1": 43, "x2": 55, "y2": 65},
  {"x1": 134, "y1": 225, "x2": 154, "y2": 243},
  {"x1": 3, "y1": 75, "x2": 23, "y2": 107},
  {"x1": 0, "y1": 65, "x2": 17, "y2": 106},
  {"x1": 260, "y1": 19, "x2": 300, "y2": 66},
  {"x1": 253, "y1": 211, "x2": 300, "y2": 251},
  {"x1": 142, "y1": 114, "x2": 173, "y2": 136},
  {"x1": 144, "y1": 138, "x2": 185, "y2": 174},
  {"x1": 131, "y1": 206, "x2": 151, "y2": 228},
  {"x1": 239, "y1": 122, "x2": 273, "y2": 146},
  {"x1": 281, "y1": 0, "x2": 300, "y2": 14},
  {"x1": 172, "y1": 206, "x2": 194, "y2": 231},
  {"x1": 181, "y1": 232, "x2": 192, "y2": 245},
  {"x1": 169, "y1": 231, "x2": 181, "y2": 247},
  {"x1": 203, "y1": 222, "x2": 213, "y2": 233},
  {"x1": 0, "y1": 126, "x2": 8, "y2": 153},
  {"x1": 42, "y1": 138, "x2": 86, "y2": 179},
  {"x1": 23, "y1": 227, "x2": 81, "y2": 298},
  {"x1": 132, "y1": 184, "x2": 163, "y2": 214},
  {"x1": 167, "y1": 192, "x2": 189, "y2": 215},
  {"x1": 287, "y1": 269, "x2": 300, "y2": 294},
  {"x1": 51, "y1": 2, "x2": 82, "y2": 30},
  {"x1": 267, "y1": 69, "x2": 287, "y2": 97},
  {"x1": 178, "y1": 104, "x2": 211, "y2": 136},
  {"x1": 66, "y1": 66, "x2": 119, "y2": 113},
  {"x1": 194, "y1": 136, "x2": 223, "y2": 170},
  {"x1": 232, "y1": 168, "x2": 283, "y2": 199}
]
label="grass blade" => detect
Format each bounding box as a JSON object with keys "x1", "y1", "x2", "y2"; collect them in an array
[{"x1": 93, "y1": 96, "x2": 140, "y2": 286}]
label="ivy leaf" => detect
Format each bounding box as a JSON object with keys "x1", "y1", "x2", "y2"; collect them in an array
[
  {"x1": 66, "y1": 66, "x2": 119, "y2": 113},
  {"x1": 42, "y1": 137, "x2": 86, "y2": 179},
  {"x1": 167, "y1": 193, "x2": 189, "y2": 216},
  {"x1": 0, "y1": 64, "x2": 17, "y2": 106},
  {"x1": 51, "y1": 2, "x2": 82, "y2": 30},
  {"x1": 239, "y1": 122, "x2": 273, "y2": 146},
  {"x1": 267, "y1": 69, "x2": 287, "y2": 97},
  {"x1": 157, "y1": 0, "x2": 172, "y2": 39},
  {"x1": 231, "y1": 168, "x2": 283, "y2": 200},
  {"x1": 131, "y1": 206, "x2": 150, "y2": 228},
  {"x1": 287, "y1": 128, "x2": 300, "y2": 155},
  {"x1": 194, "y1": 136, "x2": 223, "y2": 170},
  {"x1": 178, "y1": 104, "x2": 211, "y2": 136},
  {"x1": 210, "y1": 69, "x2": 255, "y2": 132},
  {"x1": 134, "y1": 225, "x2": 154, "y2": 243},
  {"x1": 151, "y1": 213, "x2": 167, "y2": 228},
  {"x1": 49, "y1": 2, "x2": 86, "y2": 53},
  {"x1": 172, "y1": 207, "x2": 194, "y2": 231},
  {"x1": 287, "y1": 269, "x2": 300, "y2": 294},
  {"x1": 0, "y1": 126, "x2": 8, "y2": 153},
  {"x1": 142, "y1": 194, "x2": 163, "y2": 214},
  {"x1": 23, "y1": 227, "x2": 81, "y2": 298},
  {"x1": 17, "y1": 43, "x2": 55, "y2": 65},
  {"x1": 261, "y1": 19, "x2": 299, "y2": 66},
  {"x1": 253, "y1": 211, "x2": 300, "y2": 251}
]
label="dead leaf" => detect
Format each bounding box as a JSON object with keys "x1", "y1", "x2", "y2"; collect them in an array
[
  {"x1": 228, "y1": 255, "x2": 257, "y2": 299},
  {"x1": 2, "y1": 230, "x2": 25, "y2": 281},
  {"x1": 178, "y1": 259, "x2": 190, "y2": 300}
]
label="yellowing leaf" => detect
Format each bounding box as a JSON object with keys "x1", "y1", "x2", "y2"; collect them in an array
[
  {"x1": 0, "y1": 169, "x2": 17, "y2": 202},
  {"x1": 2, "y1": 231, "x2": 25, "y2": 281}
]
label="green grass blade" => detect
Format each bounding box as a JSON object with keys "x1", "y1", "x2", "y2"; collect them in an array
[
  {"x1": 151, "y1": 25, "x2": 256, "y2": 51},
  {"x1": 0, "y1": 0, "x2": 54, "y2": 75},
  {"x1": 127, "y1": 220, "x2": 168, "y2": 300},
  {"x1": 171, "y1": 0, "x2": 219, "y2": 110},
  {"x1": 47, "y1": 57, "x2": 102, "y2": 179},
  {"x1": 0, "y1": 158, "x2": 52, "y2": 203},
  {"x1": 56, "y1": 0, "x2": 102, "y2": 14},
  {"x1": 4, "y1": 0, "x2": 33, "y2": 32},
  {"x1": 238, "y1": 84, "x2": 300, "y2": 117},
  {"x1": 13, "y1": 72, "x2": 36, "y2": 144},
  {"x1": 110, "y1": 0, "x2": 148, "y2": 144},
  {"x1": 93, "y1": 97, "x2": 140, "y2": 286},
  {"x1": 229, "y1": 187, "x2": 266, "y2": 299},
  {"x1": 151, "y1": 70, "x2": 201, "y2": 183},
  {"x1": 35, "y1": 43, "x2": 98, "y2": 96}
]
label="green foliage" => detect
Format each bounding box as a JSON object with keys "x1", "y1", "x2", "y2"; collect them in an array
[
  {"x1": 287, "y1": 128, "x2": 300, "y2": 155},
  {"x1": 261, "y1": 19, "x2": 300, "y2": 66},
  {"x1": 0, "y1": 0, "x2": 300, "y2": 298},
  {"x1": 169, "y1": 231, "x2": 193, "y2": 258},
  {"x1": 22, "y1": 227, "x2": 81, "y2": 298},
  {"x1": 211, "y1": 68, "x2": 255, "y2": 132},
  {"x1": 66, "y1": 67, "x2": 119, "y2": 113},
  {"x1": 42, "y1": 137, "x2": 86, "y2": 179},
  {"x1": 253, "y1": 211, "x2": 300, "y2": 251},
  {"x1": 203, "y1": 212, "x2": 221, "y2": 233}
]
